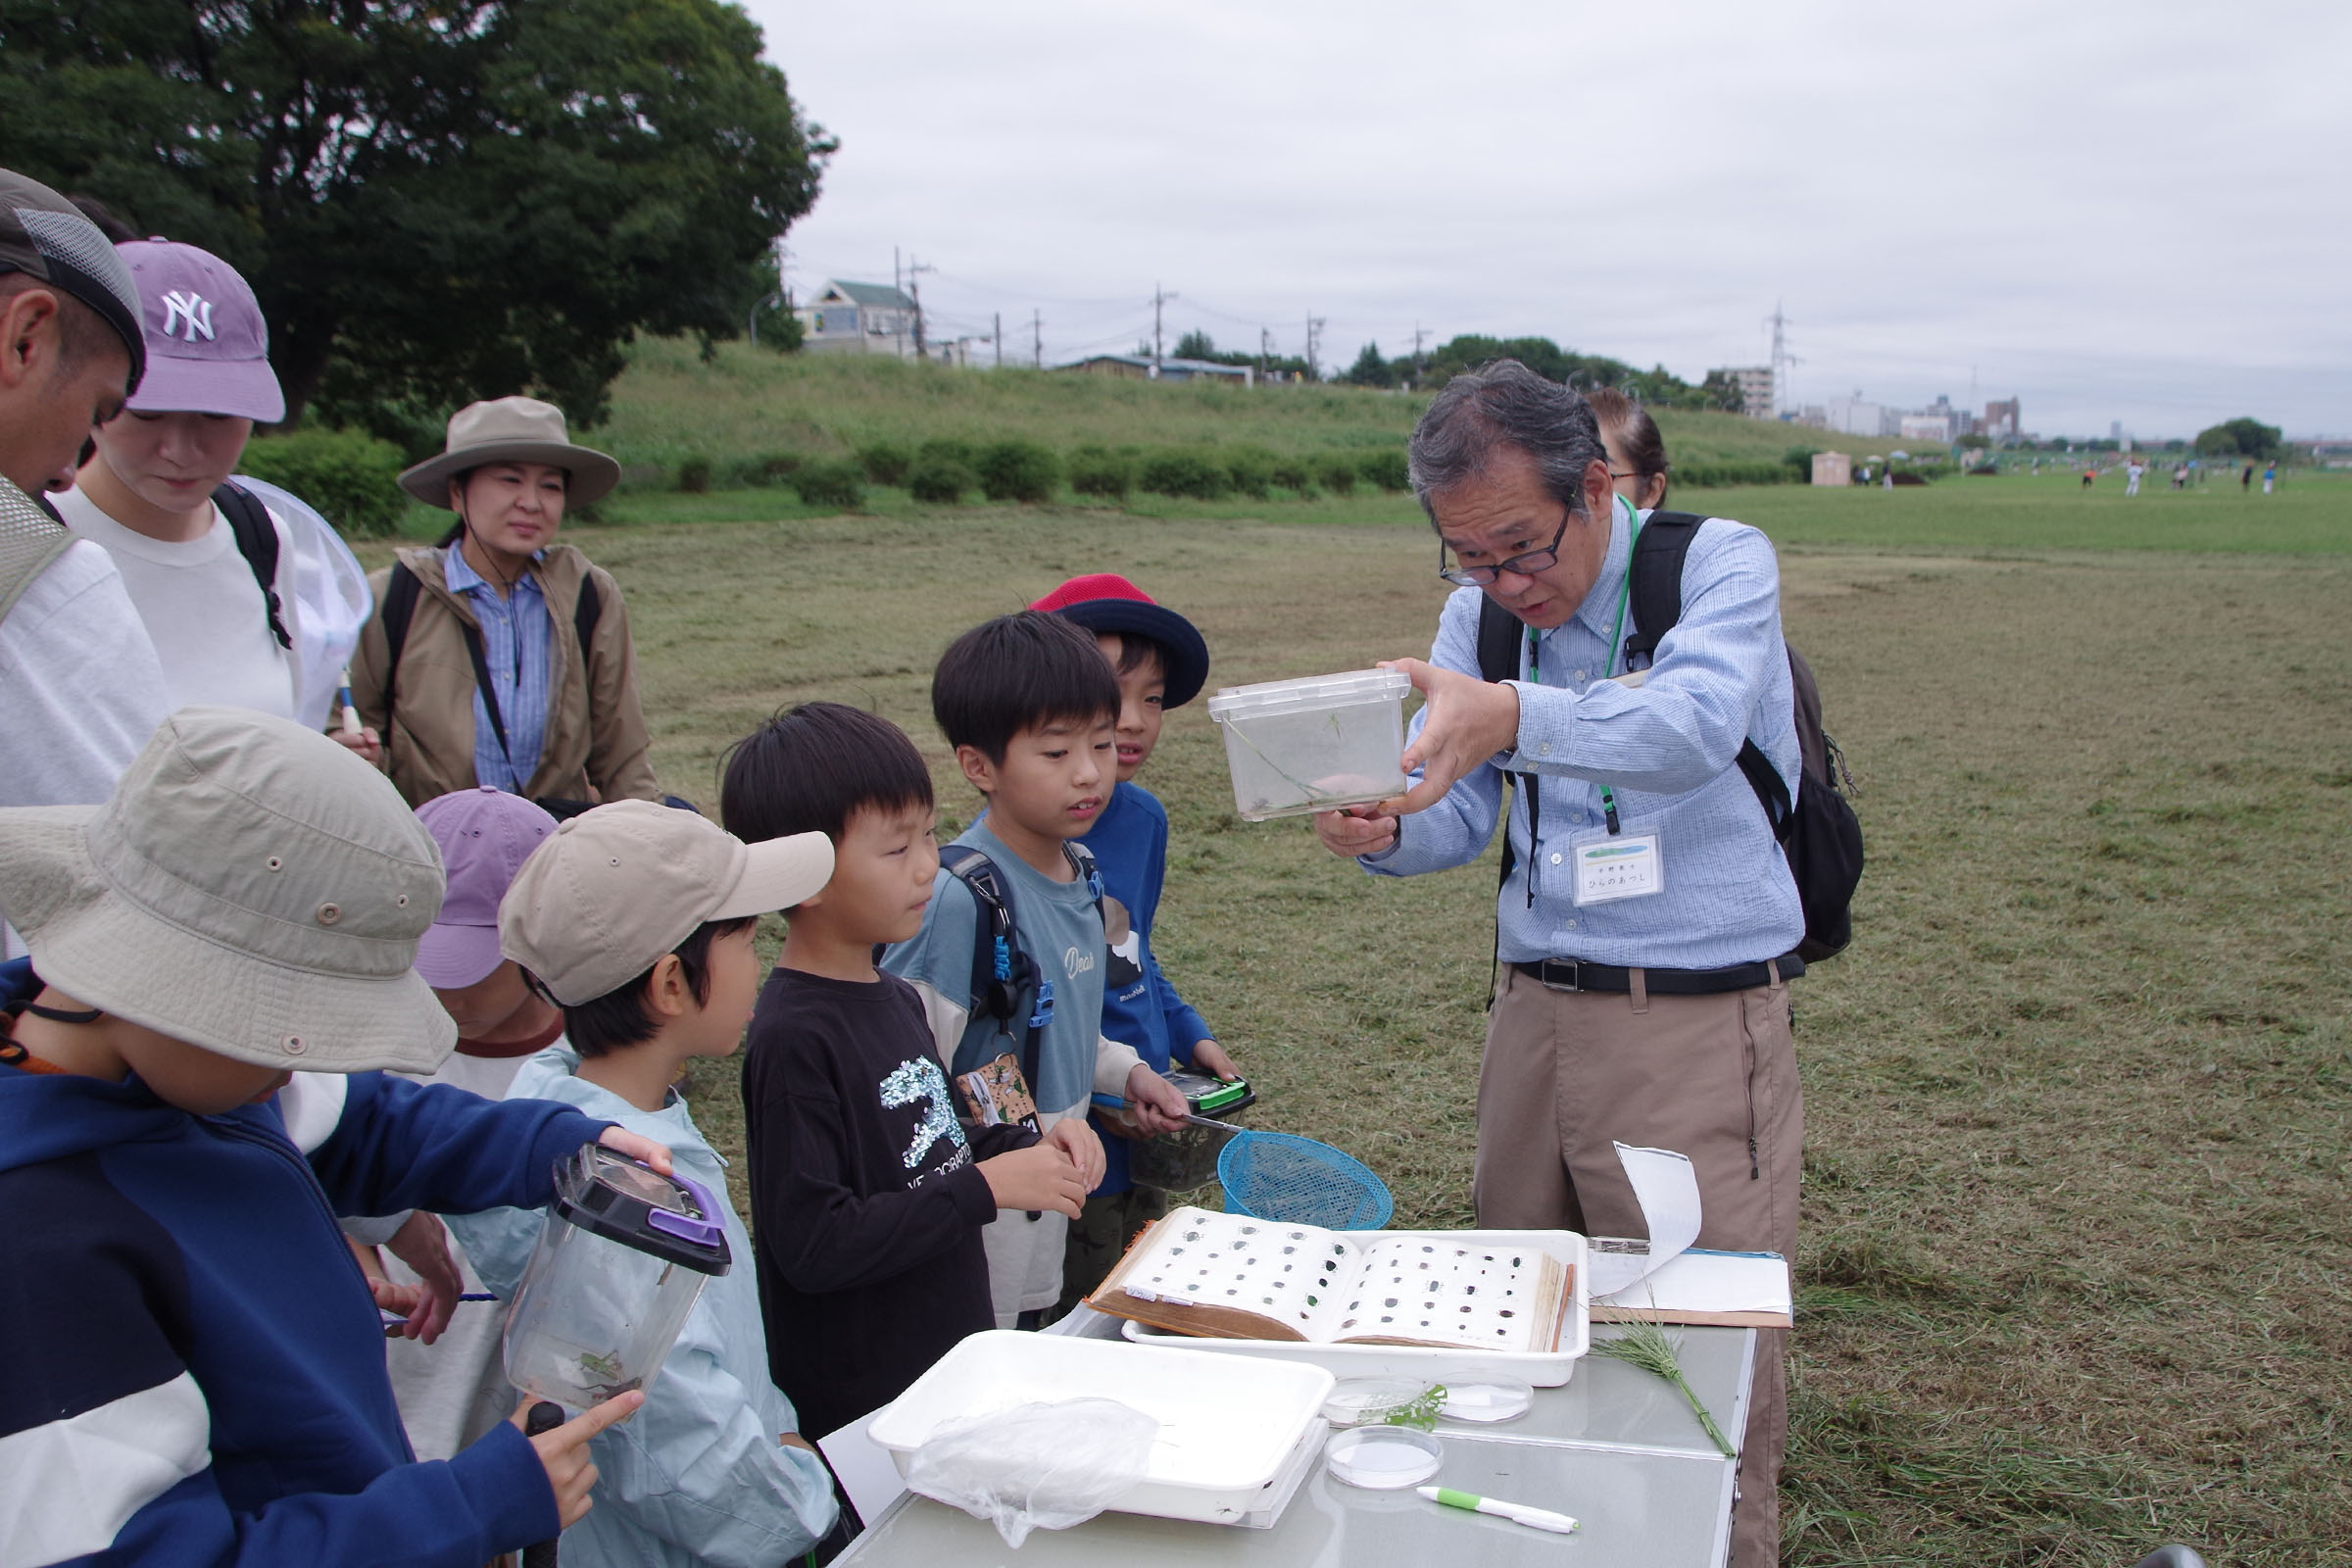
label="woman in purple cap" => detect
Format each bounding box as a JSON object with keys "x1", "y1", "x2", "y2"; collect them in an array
[{"x1": 53, "y1": 236, "x2": 374, "y2": 751}]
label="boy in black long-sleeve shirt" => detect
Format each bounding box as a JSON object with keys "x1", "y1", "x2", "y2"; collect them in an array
[{"x1": 723, "y1": 703, "x2": 1103, "y2": 1439}]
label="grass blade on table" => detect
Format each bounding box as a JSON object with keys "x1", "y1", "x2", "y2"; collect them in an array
[{"x1": 1592, "y1": 1319, "x2": 1737, "y2": 1458}]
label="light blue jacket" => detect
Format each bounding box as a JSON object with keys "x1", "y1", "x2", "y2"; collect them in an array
[{"x1": 448, "y1": 1047, "x2": 837, "y2": 1568}]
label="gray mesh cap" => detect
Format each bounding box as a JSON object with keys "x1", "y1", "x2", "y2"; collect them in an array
[{"x1": 0, "y1": 169, "x2": 146, "y2": 392}]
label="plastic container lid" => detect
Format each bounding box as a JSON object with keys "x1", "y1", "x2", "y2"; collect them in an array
[
  {"x1": 551, "y1": 1145, "x2": 733, "y2": 1276},
  {"x1": 1165, "y1": 1068, "x2": 1256, "y2": 1117},
  {"x1": 1206, "y1": 668, "x2": 1412, "y2": 722},
  {"x1": 1323, "y1": 1425, "x2": 1444, "y2": 1490}
]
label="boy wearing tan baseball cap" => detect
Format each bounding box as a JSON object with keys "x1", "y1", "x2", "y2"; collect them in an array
[
  {"x1": 446, "y1": 800, "x2": 845, "y2": 1567},
  {"x1": 0, "y1": 707, "x2": 670, "y2": 1563}
]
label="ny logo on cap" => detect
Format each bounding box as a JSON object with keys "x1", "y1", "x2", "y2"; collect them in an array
[{"x1": 161, "y1": 290, "x2": 215, "y2": 343}]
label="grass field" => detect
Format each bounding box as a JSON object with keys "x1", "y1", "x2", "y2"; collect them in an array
[{"x1": 358, "y1": 467, "x2": 2352, "y2": 1564}]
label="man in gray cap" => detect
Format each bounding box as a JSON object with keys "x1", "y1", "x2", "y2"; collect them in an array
[{"x1": 0, "y1": 168, "x2": 172, "y2": 944}]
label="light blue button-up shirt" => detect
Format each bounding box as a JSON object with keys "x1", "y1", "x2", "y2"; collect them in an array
[
  {"x1": 442, "y1": 546, "x2": 551, "y2": 795},
  {"x1": 1364, "y1": 497, "x2": 1804, "y2": 969}
]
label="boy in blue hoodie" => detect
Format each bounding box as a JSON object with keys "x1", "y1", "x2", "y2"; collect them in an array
[
  {"x1": 0, "y1": 707, "x2": 665, "y2": 1566},
  {"x1": 1028, "y1": 574, "x2": 1249, "y2": 1310},
  {"x1": 446, "y1": 798, "x2": 843, "y2": 1568}
]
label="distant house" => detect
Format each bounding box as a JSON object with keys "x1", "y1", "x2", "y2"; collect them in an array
[
  {"x1": 1058, "y1": 353, "x2": 1253, "y2": 387},
  {"x1": 797, "y1": 280, "x2": 920, "y2": 359},
  {"x1": 1711, "y1": 365, "x2": 1776, "y2": 419}
]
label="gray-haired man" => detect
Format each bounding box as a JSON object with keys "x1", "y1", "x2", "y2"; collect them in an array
[
  {"x1": 0, "y1": 169, "x2": 172, "y2": 942},
  {"x1": 1314, "y1": 360, "x2": 1804, "y2": 1565}
]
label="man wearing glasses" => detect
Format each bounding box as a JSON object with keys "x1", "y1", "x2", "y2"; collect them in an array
[{"x1": 1312, "y1": 359, "x2": 1802, "y2": 1568}]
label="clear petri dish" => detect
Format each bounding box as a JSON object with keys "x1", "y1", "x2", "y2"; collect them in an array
[
  {"x1": 1440, "y1": 1381, "x2": 1535, "y2": 1424},
  {"x1": 1321, "y1": 1377, "x2": 1440, "y2": 1429},
  {"x1": 1324, "y1": 1425, "x2": 1445, "y2": 1490}
]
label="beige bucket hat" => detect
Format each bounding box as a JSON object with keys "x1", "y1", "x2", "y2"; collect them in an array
[
  {"x1": 0, "y1": 708, "x2": 457, "y2": 1074},
  {"x1": 501, "y1": 800, "x2": 834, "y2": 1005},
  {"x1": 397, "y1": 395, "x2": 622, "y2": 508}
]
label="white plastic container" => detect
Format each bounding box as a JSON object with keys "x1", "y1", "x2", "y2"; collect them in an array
[
  {"x1": 868, "y1": 1330, "x2": 1335, "y2": 1527},
  {"x1": 1121, "y1": 1228, "x2": 1592, "y2": 1387},
  {"x1": 1206, "y1": 668, "x2": 1414, "y2": 821}
]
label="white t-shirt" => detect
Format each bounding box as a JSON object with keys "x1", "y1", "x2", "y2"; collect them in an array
[
  {"x1": 0, "y1": 534, "x2": 173, "y2": 955},
  {"x1": 52, "y1": 486, "x2": 302, "y2": 721}
]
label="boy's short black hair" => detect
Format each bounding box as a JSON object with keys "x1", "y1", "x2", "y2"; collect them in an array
[
  {"x1": 931, "y1": 611, "x2": 1119, "y2": 763},
  {"x1": 1103, "y1": 629, "x2": 1169, "y2": 685},
  {"x1": 719, "y1": 702, "x2": 933, "y2": 848},
  {"x1": 552, "y1": 916, "x2": 757, "y2": 1058}
]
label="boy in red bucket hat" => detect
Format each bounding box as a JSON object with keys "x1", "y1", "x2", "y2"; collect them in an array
[{"x1": 1028, "y1": 573, "x2": 1247, "y2": 1310}]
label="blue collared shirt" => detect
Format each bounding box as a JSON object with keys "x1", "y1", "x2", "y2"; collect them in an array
[
  {"x1": 442, "y1": 546, "x2": 551, "y2": 795},
  {"x1": 1364, "y1": 497, "x2": 1804, "y2": 969}
]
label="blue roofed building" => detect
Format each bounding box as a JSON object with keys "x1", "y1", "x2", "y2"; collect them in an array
[{"x1": 797, "y1": 279, "x2": 921, "y2": 359}]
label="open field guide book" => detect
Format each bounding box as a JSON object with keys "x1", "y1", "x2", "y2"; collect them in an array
[{"x1": 1086, "y1": 1206, "x2": 1573, "y2": 1353}]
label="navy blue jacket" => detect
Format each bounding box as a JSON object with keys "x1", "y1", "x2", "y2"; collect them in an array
[{"x1": 0, "y1": 1023, "x2": 612, "y2": 1564}]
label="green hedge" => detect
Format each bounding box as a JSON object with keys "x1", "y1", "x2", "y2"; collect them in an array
[
  {"x1": 1139, "y1": 450, "x2": 1230, "y2": 500},
  {"x1": 1669, "y1": 462, "x2": 1794, "y2": 488},
  {"x1": 236, "y1": 428, "x2": 408, "y2": 537},
  {"x1": 908, "y1": 451, "x2": 976, "y2": 503},
  {"x1": 975, "y1": 440, "x2": 1060, "y2": 504},
  {"x1": 1068, "y1": 446, "x2": 1133, "y2": 500},
  {"x1": 790, "y1": 459, "x2": 864, "y2": 510}
]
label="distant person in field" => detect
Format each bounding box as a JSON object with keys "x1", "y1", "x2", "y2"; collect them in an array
[
  {"x1": 352, "y1": 397, "x2": 662, "y2": 812},
  {"x1": 2241, "y1": 464, "x2": 2253, "y2": 491},
  {"x1": 2124, "y1": 459, "x2": 2144, "y2": 496},
  {"x1": 2082, "y1": 466, "x2": 2094, "y2": 489},
  {"x1": 1587, "y1": 387, "x2": 1669, "y2": 510},
  {"x1": 2172, "y1": 463, "x2": 2188, "y2": 490},
  {"x1": 2263, "y1": 462, "x2": 2276, "y2": 494}
]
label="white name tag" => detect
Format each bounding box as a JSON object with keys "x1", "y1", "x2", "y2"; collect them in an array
[{"x1": 1572, "y1": 832, "x2": 1664, "y2": 905}]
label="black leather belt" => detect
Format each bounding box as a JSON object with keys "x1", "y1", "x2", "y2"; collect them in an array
[{"x1": 1510, "y1": 955, "x2": 1802, "y2": 995}]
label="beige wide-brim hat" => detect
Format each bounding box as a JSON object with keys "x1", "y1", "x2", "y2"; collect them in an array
[
  {"x1": 398, "y1": 395, "x2": 622, "y2": 509},
  {"x1": 0, "y1": 708, "x2": 457, "y2": 1074}
]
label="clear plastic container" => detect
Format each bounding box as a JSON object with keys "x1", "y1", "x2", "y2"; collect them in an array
[
  {"x1": 1206, "y1": 669, "x2": 1414, "y2": 821},
  {"x1": 502, "y1": 1146, "x2": 732, "y2": 1411}
]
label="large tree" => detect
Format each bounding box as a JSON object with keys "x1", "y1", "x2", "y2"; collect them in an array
[
  {"x1": 2193, "y1": 416, "x2": 2281, "y2": 460},
  {"x1": 0, "y1": 0, "x2": 830, "y2": 430}
]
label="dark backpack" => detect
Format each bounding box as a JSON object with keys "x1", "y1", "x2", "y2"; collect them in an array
[
  {"x1": 937, "y1": 842, "x2": 1104, "y2": 1102},
  {"x1": 377, "y1": 554, "x2": 602, "y2": 786},
  {"x1": 1474, "y1": 510, "x2": 1863, "y2": 962},
  {"x1": 211, "y1": 482, "x2": 292, "y2": 651}
]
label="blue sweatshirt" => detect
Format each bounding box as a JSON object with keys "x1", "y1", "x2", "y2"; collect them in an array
[
  {"x1": 0, "y1": 1022, "x2": 612, "y2": 1564},
  {"x1": 1077, "y1": 780, "x2": 1212, "y2": 1194}
]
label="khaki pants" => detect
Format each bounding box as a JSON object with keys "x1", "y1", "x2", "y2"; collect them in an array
[{"x1": 1478, "y1": 965, "x2": 1801, "y2": 1568}]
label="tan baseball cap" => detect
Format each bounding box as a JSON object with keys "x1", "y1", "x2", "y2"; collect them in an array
[
  {"x1": 499, "y1": 800, "x2": 832, "y2": 1005},
  {"x1": 0, "y1": 707, "x2": 454, "y2": 1073}
]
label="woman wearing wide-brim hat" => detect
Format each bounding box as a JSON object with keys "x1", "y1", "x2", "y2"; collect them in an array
[{"x1": 350, "y1": 396, "x2": 660, "y2": 811}]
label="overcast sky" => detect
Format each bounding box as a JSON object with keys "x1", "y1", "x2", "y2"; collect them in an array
[{"x1": 742, "y1": 0, "x2": 2349, "y2": 439}]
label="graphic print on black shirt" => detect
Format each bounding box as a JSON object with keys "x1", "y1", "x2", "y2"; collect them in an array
[{"x1": 878, "y1": 1054, "x2": 969, "y2": 1184}]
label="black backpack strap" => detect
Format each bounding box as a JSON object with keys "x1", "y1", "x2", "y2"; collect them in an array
[
  {"x1": 1621, "y1": 509, "x2": 1705, "y2": 668},
  {"x1": 459, "y1": 620, "x2": 514, "y2": 765},
  {"x1": 1474, "y1": 592, "x2": 1521, "y2": 685},
  {"x1": 571, "y1": 568, "x2": 603, "y2": 690},
  {"x1": 214, "y1": 482, "x2": 292, "y2": 650},
  {"x1": 379, "y1": 562, "x2": 421, "y2": 729},
  {"x1": 937, "y1": 847, "x2": 1048, "y2": 1100}
]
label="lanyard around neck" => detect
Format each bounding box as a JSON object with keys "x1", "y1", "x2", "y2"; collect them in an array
[{"x1": 1521, "y1": 497, "x2": 1639, "y2": 834}]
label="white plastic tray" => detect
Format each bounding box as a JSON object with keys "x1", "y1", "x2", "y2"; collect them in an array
[
  {"x1": 1120, "y1": 1228, "x2": 1592, "y2": 1387},
  {"x1": 867, "y1": 1330, "x2": 1335, "y2": 1527}
]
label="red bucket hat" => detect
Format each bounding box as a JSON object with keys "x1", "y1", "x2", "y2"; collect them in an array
[{"x1": 1028, "y1": 573, "x2": 1211, "y2": 709}]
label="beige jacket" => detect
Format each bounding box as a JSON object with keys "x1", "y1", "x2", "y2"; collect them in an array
[{"x1": 352, "y1": 543, "x2": 660, "y2": 808}]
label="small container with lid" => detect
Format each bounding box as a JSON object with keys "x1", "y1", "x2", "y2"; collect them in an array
[
  {"x1": 502, "y1": 1145, "x2": 732, "y2": 1411},
  {"x1": 1128, "y1": 1070, "x2": 1258, "y2": 1194},
  {"x1": 1205, "y1": 668, "x2": 1415, "y2": 821}
]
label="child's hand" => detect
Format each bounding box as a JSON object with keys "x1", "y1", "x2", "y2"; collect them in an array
[
  {"x1": 979, "y1": 1143, "x2": 1089, "y2": 1217},
  {"x1": 595, "y1": 1126, "x2": 674, "y2": 1176},
  {"x1": 383, "y1": 1211, "x2": 462, "y2": 1344},
  {"x1": 1188, "y1": 1041, "x2": 1241, "y2": 1081},
  {"x1": 516, "y1": 1392, "x2": 644, "y2": 1529},
  {"x1": 366, "y1": 1274, "x2": 428, "y2": 1337},
  {"x1": 1045, "y1": 1116, "x2": 1106, "y2": 1190},
  {"x1": 1122, "y1": 1063, "x2": 1189, "y2": 1136}
]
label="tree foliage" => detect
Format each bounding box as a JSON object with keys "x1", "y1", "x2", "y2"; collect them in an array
[
  {"x1": 0, "y1": 0, "x2": 831, "y2": 430},
  {"x1": 1341, "y1": 342, "x2": 1394, "y2": 388},
  {"x1": 2193, "y1": 417, "x2": 2281, "y2": 460}
]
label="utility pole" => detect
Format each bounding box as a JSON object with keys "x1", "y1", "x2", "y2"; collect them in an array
[
  {"x1": 1033, "y1": 310, "x2": 1043, "y2": 370},
  {"x1": 906, "y1": 256, "x2": 936, "y2": 362},
  {"x1": 1411, "y1": 323, "x2": 1428, "y2": 389},
  {"x1": 1259, "y1": 327, "x2": 1273, "y2": 382},
  {"x1": 1152, "y1": 282, "x2": 1178, "y2": 374},
  {"x1": 1762, "y1": 301, "x2": 1798, "y2": 416},
  {"x1": 994, "y1": 312, "x2": 1003, "y2": 369},
  {"x1": 1304, "y1": 315, "x2": 1325, "y2": 382}
]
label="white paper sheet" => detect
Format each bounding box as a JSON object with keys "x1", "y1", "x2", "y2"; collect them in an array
[
  {"x1": 816, "y1": 1412, "x2": 908, "y2": 1527},
  {"x1": 1584, "y1": 1142, "x2": 1704, "y2": 1298}
]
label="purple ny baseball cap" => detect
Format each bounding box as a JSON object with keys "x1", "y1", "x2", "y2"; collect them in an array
[
  {"x1": 414, "y1": 788, "x2": 560, "y2": 989},
  {"x1": 118, "y1": 238, "x2": 285, "y2": 422}
]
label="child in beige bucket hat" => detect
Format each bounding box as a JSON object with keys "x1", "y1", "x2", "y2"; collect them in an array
[{"x1": 0, "y1": 707, "x2": 675, "y2": 1560}]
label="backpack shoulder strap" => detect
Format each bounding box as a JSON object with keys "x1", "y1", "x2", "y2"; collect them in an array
[
  {"x1": 939, "y1": 846, "x2": 1021, "y2": 1026},
  {"x1": 214, "y1": 482, "x2": 292, "y2": 650},
  {"x1": 377, "y1": 562, "x2": 424, "y2": 728},
  {"x1": 1474, "y1": 592, "x2": 1521, "y2": 684},
  {"x1": 1622, "y1": 509, "x2": 1705, "y2": 667},
  {"x1": 573, "y1": 568, "x2": 603, "y2": 659}
]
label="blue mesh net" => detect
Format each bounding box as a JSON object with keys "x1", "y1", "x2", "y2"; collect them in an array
[{"x1": 1216, "y1": 1131, "x2": 1394, "y2": 1230}]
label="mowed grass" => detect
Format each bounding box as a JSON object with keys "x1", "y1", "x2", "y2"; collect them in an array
[{"x1": 356, "y1": 483, "x2": 2352, "y2": 1564}]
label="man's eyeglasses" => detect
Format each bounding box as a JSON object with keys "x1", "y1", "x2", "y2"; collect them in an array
[{"x1": 1437, "y1": 510, "x2": 1572, "y2": 588}]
